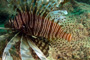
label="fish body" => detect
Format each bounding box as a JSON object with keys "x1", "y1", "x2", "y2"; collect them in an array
[
  {"x1": 1, "y1": 0, "x2": 73, "y2": 60},
  {"x1": 7, "y1": 0, "x2": 72, "y2": 42}
]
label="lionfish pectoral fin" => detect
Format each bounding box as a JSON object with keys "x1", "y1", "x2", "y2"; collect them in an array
[
  {"x1": 0, "y1": 27, "x2": 11, "y2": 30},
  {"x1": 0, "y1": 32, "x2": 15, "y2": 41},
  {"x1": 20, "y1": 36, "x2": 35, "y2": 60},
  {"x1": 27, "y1": 38, "x2": 49, "y2": 60},
  {"x1": 2, "y1": 33, "x2": 20, "y2": 60}
]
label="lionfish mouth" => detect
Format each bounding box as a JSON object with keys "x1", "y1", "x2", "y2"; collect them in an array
[{"x1": 0, "y1": 0, "x2": 72, "y2": 60}]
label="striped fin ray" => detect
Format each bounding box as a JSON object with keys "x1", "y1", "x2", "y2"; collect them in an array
[
  {"x1": 7, "y1": 0, "x2": 65, "y2": 23},
  {"x1": 30, "y1": 37, "x2": 49, "y2": 59},
  {"x1": 20, "y1": 36, "x2": 35, "y2": 60},
  {"x1": 38, "y1": 2, "x2": 56, "y2": 16},
  {"x1": 27, "y1": 37, "x2": 49, "y2": 60},
  {"x1": 7, "y1": 0, "x2": 61, "y2": 15},
  {"x1": 7, "y1": 0, "x2": 22, "y2": 11},
  {"x1": 20, "y1": 35, "x2": 49, "y2": 60},
  {"x1": 0, "y1": 32, "x2": 14, "y2": 41},
  {"x1": 2, "y1": 33, "x2": 20, "y2": 60}
]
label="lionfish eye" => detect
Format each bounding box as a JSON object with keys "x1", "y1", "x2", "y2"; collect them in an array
[{"x1": 22, "y1": 25, "x2": 25, "y2": 28}]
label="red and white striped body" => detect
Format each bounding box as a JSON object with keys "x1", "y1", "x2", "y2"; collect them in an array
[{"x1": 11, "y1": 12, "x2": 72, "y2": 41}]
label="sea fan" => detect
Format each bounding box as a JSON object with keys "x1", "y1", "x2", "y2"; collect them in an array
[{"x1": 0, "y1": 0, "x2": 72, "y2": 60}]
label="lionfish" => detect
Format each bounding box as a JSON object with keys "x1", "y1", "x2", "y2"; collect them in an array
[{"x1": 0, "y1": 0, "x2": 72, "y2": 60}]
